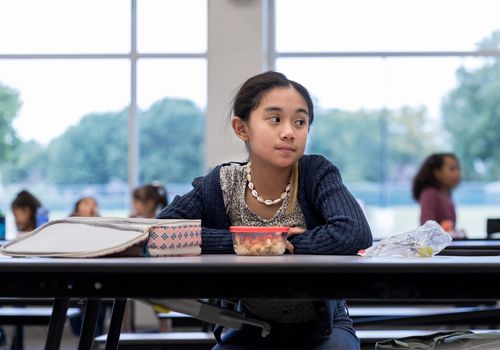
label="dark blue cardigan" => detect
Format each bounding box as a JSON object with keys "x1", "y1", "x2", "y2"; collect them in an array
[
  {"x1": 157, "y1": 154, "x2": 372, "y2": 254},
  {"x1": 157, "y1": 154, "x2": 373, "y2": 336}
]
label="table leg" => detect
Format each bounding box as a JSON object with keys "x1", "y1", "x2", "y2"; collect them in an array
[
  {"x1": 77, "y1": 298, "x2": 101, "y2": 350},
  {"x1": 11, "y1": 325, "x2": 23, "y2": 350},
  {"x1": 44, "y1": 298, "x2": 70, "y2": 350},
  {"x1": 105, "y1": 298, "x2": 127, "y2": 350}
]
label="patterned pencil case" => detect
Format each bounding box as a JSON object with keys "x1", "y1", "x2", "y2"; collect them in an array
[{"x1": 145, "y1": 220, "x2": 202, "y2": 257}]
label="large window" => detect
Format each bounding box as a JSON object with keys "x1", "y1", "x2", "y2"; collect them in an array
[
  {"x1": 3, "y1": 0, "x2": 500, "y2": 240},
  {"x1": 275, "y1": 0, "x2": 500, "y2": 238},
  {"x1": 0, "y1": 0, "x2": 207, "y2": 238}
]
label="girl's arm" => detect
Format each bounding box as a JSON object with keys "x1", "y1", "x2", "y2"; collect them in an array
[
  {"x1": 156, "y1": 180, "x2": 234, "y2": 254},
  {"x1": 289, "y1": 157, "x2": 373, "y2": 255},
  {"x1": 199, "y1": 227, "x2": 234, "y2": 254}
]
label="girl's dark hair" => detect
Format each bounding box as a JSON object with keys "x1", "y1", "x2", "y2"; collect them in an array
[
  {"x1": 133, "y1": 183, "x2": 168, "y2": 212},
  {"x1": 231, "y1": 71, "x2": 314, "y2": 126},
  {"x1": 11, "y1": 190, "x2": 41, "y2": 229},
  {"x1": 412, "y1": 153, "x2": 459, "y2": 201}
]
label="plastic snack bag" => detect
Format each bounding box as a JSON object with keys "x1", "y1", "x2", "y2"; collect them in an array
[{"x1": 358, "y1": 220, "x2": 452, "y2": 258}]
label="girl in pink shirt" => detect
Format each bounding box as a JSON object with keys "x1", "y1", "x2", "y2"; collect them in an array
[{"x1": 412, "y1": 153, "x2": 461, "y2": 232}]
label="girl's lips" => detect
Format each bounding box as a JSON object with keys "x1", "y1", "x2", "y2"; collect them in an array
[
  {"x1": 277, "y1": 148, "x2": 295, "y2": 154},
  {"x1": 276, "y1": 146, "x2": 295, "y2": 153}
]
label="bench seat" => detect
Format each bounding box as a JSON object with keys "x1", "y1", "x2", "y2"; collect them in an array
[
  {"x1": 349, "y1": 305, "x2": 500, "y2": 326},
  {"x1": 95, "y1": 329, "x2": 500, "y2": 350},
  {"x1": 0, "y1": 307, "x2": 81, "y2": 325},
  {"x1": 94, "y1": 332, "x2": 216, "y2": 350}
]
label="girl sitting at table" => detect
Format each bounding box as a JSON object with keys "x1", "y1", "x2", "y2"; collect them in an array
[
  {"x1": 412, "y1": 153, "x2": 465, "y2": 238},
  {"x1": 131, "y1": 183, "x2": 168, "y2": 219},
  {"x1": 70, "y1": 196, "x2": 100, "y2": 217},
  {"x1": 11, "y1": 190, "x2": 43, "y2": 235},
  {"x1": 128, "y1": 183, "x2": 169, "y2": 332},
  {"x1": 157, "y1": 71, "x2": 372, "y2": 350}
]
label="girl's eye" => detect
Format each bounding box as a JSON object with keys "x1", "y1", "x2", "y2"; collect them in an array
[
  {"x1": 295, "y1": 119, "x2": 306, "y2": 127},
  {"x1": 270, "y1": 116, "x2": 280, "y2": 124}
]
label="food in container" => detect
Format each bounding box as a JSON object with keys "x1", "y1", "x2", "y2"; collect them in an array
[{"x1": 229, "y1": 226, "x2": 289, "y2": 256}]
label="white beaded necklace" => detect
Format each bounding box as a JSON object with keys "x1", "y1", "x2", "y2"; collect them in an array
[{"x1": 246, "y1": 162, "x2": 292, "y2": 206}]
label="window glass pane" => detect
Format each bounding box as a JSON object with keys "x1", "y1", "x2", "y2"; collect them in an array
[
  {"x1": 0, "y1": 60, "x2": 129, "y2": 238},
  {"x1": 0, "y1": 0, "x2": 130, "y2": 53},
  {"x1": 138, "y1": 59, "x2": 206, "y2": 199},
  {"x1": 276, "y1": 0, "x2": 500, "y2": 52},
  {"x1": 138, "y1": 0, "x2": 207, "y2": 53},
  {"x1": 277, "y1": 57, "x2": 500, "y2": 238},
  {"x1": 0, "y1": 60, "x2": 129, "y2": 142}
]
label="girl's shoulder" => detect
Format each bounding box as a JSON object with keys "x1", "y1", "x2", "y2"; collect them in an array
[
  {"x1": 298, "y1": 155, "x2": 344, "y2": 195},
  {"x1": 420, "y1": 186, "x2": 442, "y2": 199},
  {"x1": 299, "y1": 154, "x2": 338, "y2": 174},
  {"x1": 192, "y1": 161, "x2": 247, "y2": 188},
  {"x1": 219, "y1": 162, "x2": 247, "y2": 192},
  {"x1": 299, "y1": 154, "x2": 325, "y2": 166}
]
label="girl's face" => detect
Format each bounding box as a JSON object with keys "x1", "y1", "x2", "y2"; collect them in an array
[
  {"x1": 434, "y1": 156, "x2": 461, "y2": 190},
  {"x1": 13, "y1": 206, "x2": 33, "y2": 232},
  {"x1": 235, "y1": 87, "x2": 309, "y2": 169},
  {"x1": 76, "y1": 198, "x2": 99, "y2": 217},
  {"x1": 132, "y1": 199, "x2": 156, "y2": 218}
]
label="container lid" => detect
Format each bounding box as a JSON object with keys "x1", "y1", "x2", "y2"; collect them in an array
[{"x1": 229, "y1": 226, "x2": 289, "y2": 233}]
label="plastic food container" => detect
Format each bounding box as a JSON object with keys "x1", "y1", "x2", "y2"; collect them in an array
[{"x1": 229, "y1": 226, "x2": 290, "y2": 256}]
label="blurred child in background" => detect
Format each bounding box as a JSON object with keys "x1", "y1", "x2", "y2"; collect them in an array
[
  {"x1": 70, "y1": 196, "x2": 100, "y2": 217},
  {"x1": 68, "y1": 196, "x2": 106, "y2": 337},
  {"x1": 131, "y1": 183, "x2": 168, "y2": 218},
  {"x1": 412, "y1": 153, "x2": 465, "y2": 238},
  {"x1": 125, "y1": 183, "x2": 170, "y2": 332},
  {"x1": 11, "y1": 190, "x2": 46, "y2": 234}
]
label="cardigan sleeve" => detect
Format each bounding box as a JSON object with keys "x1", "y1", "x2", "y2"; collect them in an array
[
  {"x1": 289, "y1": 156, "x2": 373, "y2": 255},
  {"x1": 156, "y1": 176, "x2": 234, "y2": 254},
  {"x1": 198, "y1": 227, "x2": 234, "y2": 254}
]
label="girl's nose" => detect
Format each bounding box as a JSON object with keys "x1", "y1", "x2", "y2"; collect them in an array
[{"x1": 280, "y1": 123, "x2": 295, "y2": 140}]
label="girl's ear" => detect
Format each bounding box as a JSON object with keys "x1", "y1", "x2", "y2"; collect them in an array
[{"x1": 231, "y1": 116, "x2": 249, "y2": 141}]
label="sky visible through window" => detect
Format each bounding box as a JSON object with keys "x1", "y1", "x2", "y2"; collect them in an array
[{"x1": 0, "y1": 0, "x2": 206, "y2": 144}]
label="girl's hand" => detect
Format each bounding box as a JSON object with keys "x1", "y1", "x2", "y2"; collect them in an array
[{"x1": 286, "y1": 227, "x2": 305, "y2": 254}]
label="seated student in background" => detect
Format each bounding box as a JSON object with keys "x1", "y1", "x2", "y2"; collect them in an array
[
  {"x1": 11, "y1": 190, "x2": 44, "y2": 234},
  {"x1": 157, "y1": 71, "x2": 372, "y2": 350},
  {"x1": 131, "y1": 183, "x2": 168, "y2": 218},
  {"x1": 68, "y1": 196, "x2": 107, "y2": 337},
  {"x1": 70, "y1": 196, "x2": 100, "y2": 217},
  {"x1": 124, "y1": 183, "x2": 169, "y2": 332},
  {"x1": 412, "y1": 153, "x2": 465, "y2": 238}
]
